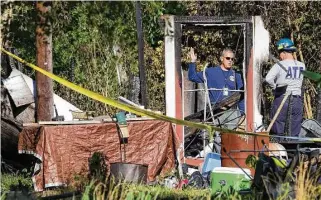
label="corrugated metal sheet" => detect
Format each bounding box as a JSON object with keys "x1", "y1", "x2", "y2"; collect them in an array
[{"x1": 3, "y1": 74, "x2": 34, "y2": 107}]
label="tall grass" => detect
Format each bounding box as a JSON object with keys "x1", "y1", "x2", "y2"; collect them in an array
[
  {"x1": 2, "y1": 157, "x2": 320, "y2": 200},
  {"x1": 80, "y1": 160, "x2": 321, "y2": 200},
  {"x1": 82, "y1": 178, "x2": 212, "y2": 200},
  {"x1": 295, "y1": 160, "x2": 321, "y2": 200},
  {"x1": 261, "y1": 156, "x2": 321, "y2": 200}
]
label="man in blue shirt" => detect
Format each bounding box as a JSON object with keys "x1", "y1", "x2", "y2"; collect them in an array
[{"x1": 188, "y1": 47, "x2": 245, "y2": 114}]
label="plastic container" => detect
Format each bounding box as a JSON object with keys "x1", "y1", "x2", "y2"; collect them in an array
[
  {"x1": 210, "y1": 167, "x2": 252, "y2": 193},
  {"x1": 202, "y1": 153, "x2": 221, "y2": 174}
]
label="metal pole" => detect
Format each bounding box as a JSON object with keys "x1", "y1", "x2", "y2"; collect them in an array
[
  {"x1": 36, "y1": 1, "x2": 54, "y2": 121},
  {"x1": 135, "y1": 1, "x2": 147, "y2": 108},
  {"x1": 222, "y1": 148, "x2": 253, "y2": 180},
  {"x1": 229, "y1": 149, "x2": 297, "y2": 153}
]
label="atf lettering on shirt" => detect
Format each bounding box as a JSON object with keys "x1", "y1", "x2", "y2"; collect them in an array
[
  {"x1": 286, "y1": 66, "x2": 304, "y2": 79},
  {"x1": 265, "y1": 60, "x2": 305, "y2": 96}
]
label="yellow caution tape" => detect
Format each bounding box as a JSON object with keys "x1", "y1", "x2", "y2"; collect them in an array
[
  {"x1": 1, "y1": 48, "x2": 210, "y2": 131},
  {"x1": 2, "y1": 48, "x2": 321, "y2": 142}
]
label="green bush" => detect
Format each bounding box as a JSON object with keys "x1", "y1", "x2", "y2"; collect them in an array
[{"x1": 1, "y1": 171, "x2": 33, "y2": 193}]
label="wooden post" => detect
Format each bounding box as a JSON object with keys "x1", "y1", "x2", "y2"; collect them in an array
[
  {"x1": 135, "y1": 1, "x2": 147, "y2": 108},
  {"x1": 267, "y1": 93, "x2": 290, "y2": 133},
  {"x1": 36, "y1": 1, "x2": 54, "y2": 121}
]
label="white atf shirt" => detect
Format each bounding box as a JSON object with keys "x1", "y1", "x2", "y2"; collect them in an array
[{"x1": 265, "y1": 59, "x2": 305, "y2": 96}]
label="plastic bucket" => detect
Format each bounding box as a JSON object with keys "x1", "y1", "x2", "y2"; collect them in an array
[{"x1": 110, "y1": 163, "x2": 148, "y2": 183}]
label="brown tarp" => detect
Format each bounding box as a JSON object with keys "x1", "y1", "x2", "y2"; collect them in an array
[{"x1": 18, "y1": 120, "x2": 179, "y2": 191}]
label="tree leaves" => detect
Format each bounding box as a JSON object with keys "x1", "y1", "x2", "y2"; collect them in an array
[{"x1": 2, "y1": 1, "x2": 320, "y2": 115}]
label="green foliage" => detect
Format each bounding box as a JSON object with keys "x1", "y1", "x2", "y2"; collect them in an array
[
  {"x1": 81, "y1": 180, "x2": 95, "y2": 200},
  {"x1": 88, "y1": 152, "x2": 108, "y2": 182},
  {"x1": 141, "y1": 2, "x2": 165, "y2": 47},
  {"x1": 83, "y1": 179, "x2": 211, "y2": 200},
  {"x1": 181, "y1": 26, "x2": 245, "y2": 72},
  {"x1": 145, "y1": 41, "x2": 166, "y2": 111},
  {"x1": 50, "y1": 1, "x2": 138, "y2": 115},
  {"x1": 1, "y1": 171, "x2": 33, "y2": 194},
  {"x1": 2, "y1": 2, "x2": 321, "y2": 199},
  {"x1": 2, "y1": 1, "x2": 172, "y2": 115},
  {"x1": 2, "y1": 1, "x2": 320, "y2": 116},
  {"x1": 78, "y1": 165, "x2": 321, "y2": 200},
  {"x1": 245, "y1": 155, "x2": 257, "y2": 169},
  {"x1": 1, "y1": 1, "x2": 36, "y2": 76},
  {"x1": 141, "y1": 1, "x2": 187, "y2": 47},
  {"x1": 212, "y1": 187, "x2": 245, "y2": 200}
]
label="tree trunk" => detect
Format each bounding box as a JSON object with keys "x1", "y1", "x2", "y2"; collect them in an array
[{"x1": 36, "y1": 1, "x2": 54, "y2": 121}]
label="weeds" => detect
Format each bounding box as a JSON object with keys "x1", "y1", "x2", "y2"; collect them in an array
[
  {"x1": 2, "y1": 155, "x2": 321, "y2": 200},
  {"x1": 81, "y1": 177, "x2": 211, "y2": 200},
  {"x1": 1, "y1": 170, "x2": 33, "y2": 194},
  {"x1": 295, "y1": 160, "x2": 321, "y2": 200},
  {"x1": 261, "y1": 155, "x2": 321, "y2": 200}
]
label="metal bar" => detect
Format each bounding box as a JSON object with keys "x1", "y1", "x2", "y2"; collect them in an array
[
  {"x1": 202, "y1": 64, "x2": 215, "y2": 151},
  {"x1": 183, "y1": 23, "x2": 246, "y2": 26},
  {"x1": 184, "y1": 89, "x2": 245, "y2": 92},
  {"x1": 222, "y1": 148, "x2": 253, "y2": 180},
  {"x1": 174, "y1": 16, "x2": 252, "y2": 24},
  {"x1": 119, "y1": 96, "x2": 141, "y2": 107},
  {"x1": 229, "y1": 149, "x2": 298, "y2": 153},
  {"x1": 202, "y1": 64, "x2": 215, "y2": 123}
]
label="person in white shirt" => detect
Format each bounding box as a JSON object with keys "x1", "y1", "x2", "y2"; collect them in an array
[{"x1": 265, "y1": 38, "x2": 305, "y2": 137}]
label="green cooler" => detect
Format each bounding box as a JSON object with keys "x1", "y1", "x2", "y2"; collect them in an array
[{"x1": 210, "y1": 167, "x2": 252, "y2": 193}]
